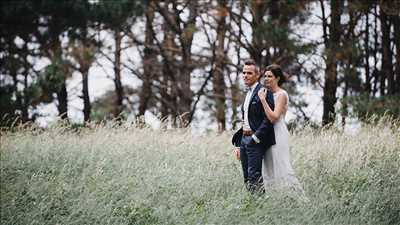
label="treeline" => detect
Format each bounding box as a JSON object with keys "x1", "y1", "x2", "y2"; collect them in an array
[{"x1": 1, "y1": 0, "x2": 399, "y2": 130}]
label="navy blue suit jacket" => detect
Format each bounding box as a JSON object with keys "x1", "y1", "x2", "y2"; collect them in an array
[{"x1": 232, "y1": 83, "x2": 276, "y2": 149}]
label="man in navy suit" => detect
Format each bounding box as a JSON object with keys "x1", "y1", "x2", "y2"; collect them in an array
[{"x1": 232, "y1": 60, "x2": 275, "y2": 193}]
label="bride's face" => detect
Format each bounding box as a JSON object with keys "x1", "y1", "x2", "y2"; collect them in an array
[{"x1": 264, "y1": 71, "x2": 278, "y2": 88}]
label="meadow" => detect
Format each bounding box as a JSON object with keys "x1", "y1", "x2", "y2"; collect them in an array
[{"x1": 1, "y1": 119, "x2": 399, "y2": 225}]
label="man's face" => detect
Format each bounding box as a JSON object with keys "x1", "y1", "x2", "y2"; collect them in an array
[{"x1": 242, "y1": 65, "x2": 259, "y2": 87}]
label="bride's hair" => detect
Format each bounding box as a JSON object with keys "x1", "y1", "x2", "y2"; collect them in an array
[{"x1": 264, "y1": 64, "x2": 286, "y2": 86}]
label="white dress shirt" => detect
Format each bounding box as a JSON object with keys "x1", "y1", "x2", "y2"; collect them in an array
[{"x1": 243, "y1": 82, "x2": 258, "y2": 131}]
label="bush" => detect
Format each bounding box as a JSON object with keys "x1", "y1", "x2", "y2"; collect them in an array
[{"x1": 342, "y1": 94, "x2": 400, "y2": 122}]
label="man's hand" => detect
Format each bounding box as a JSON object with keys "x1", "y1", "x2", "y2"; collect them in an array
[{"x1": 234, "y1": 148, "x2": 240, "y2": 160}]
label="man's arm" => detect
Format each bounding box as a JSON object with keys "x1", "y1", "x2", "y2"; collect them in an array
[{"x1": 232, "y1": 128, "x2": 243, "y2": 147}]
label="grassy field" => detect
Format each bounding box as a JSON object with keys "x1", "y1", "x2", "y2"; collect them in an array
[{"x1": 1, "y1": 120, "x2": 399, "y2": 225}]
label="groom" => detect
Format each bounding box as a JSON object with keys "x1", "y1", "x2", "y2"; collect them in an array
[{"x1": 232, "y1": 60, "x2": 275, "y2": 193}]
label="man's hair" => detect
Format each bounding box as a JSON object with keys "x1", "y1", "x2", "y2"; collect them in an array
[
  {"x1": 244, "y1": 60, "x2": 256, "y2": 66},
  {"x1": 264, "y1": 64, "x2": 286, "y2": 86},
  {"x1": 243, "y1": 60, "x2": 259, "y2": 74}
]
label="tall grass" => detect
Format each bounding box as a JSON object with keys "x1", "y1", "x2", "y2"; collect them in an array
[{"x1": 1, "y1": 120, "x2": 399, "y2": 225}]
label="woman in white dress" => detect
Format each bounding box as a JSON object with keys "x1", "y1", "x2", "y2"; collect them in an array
[{"x1": 257, "y1": 64, "x2": 304, "y2": 192}]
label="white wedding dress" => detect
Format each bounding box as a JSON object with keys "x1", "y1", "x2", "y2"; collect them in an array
[{"x1": 262, "y1": 90, "x2": 303, "y2": 192}]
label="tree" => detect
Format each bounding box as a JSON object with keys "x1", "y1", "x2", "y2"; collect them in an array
[
  {"x1": 95, "y1": 0, "x2": 144, "y2": 119},
  {"x1": 379, "y1": 7, "x2": 394, "y2": 95},
  {"x1": 70, "y1": 38, "x2": 98, "y2": 122},
  {"x1": 139, "y1": 0, "x2": 157, "y2": 117},
  {"x1": 393, "y1": 15, "x2": 400, "y2": 94},
  {"x1": 33, "y1": 0, "x2": 95, "y2": 121},
  {"x1": 320, "y1": 0, "x2": 343, "y2": 126},
  {"x1": 212, "y1": 0, "x2": 228, "y2": 132},
  {"x1": 146, "y1": 0, "x2": 199, "y2": 127},
  {"x1": 0, "y1": 0, "x2": 41, "y2": 124}
]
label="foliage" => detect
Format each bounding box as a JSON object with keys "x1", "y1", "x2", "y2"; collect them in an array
[
  {"x1": 39, "y1": 62, "x2": 68, "y2": 98},
  {"x1": 1, "y1": 120, "x2": 399, "y2": 224},
  {"x1": 342, "y1": 94, "x2": 400, "y2": 122},
  {"x1": 0, "y1": 85, "x2": 18, "y2": 127},
  {"x1": 0, "y1": 0, "x2": 399, "y2": 129},
  {"x1": 93, "y1": 0, "x2": 145, "y2": 30}
]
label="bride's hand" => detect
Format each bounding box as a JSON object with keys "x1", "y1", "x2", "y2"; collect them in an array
[{"x1": 258, "y1": 88, "x2": 267, "y2": 100}]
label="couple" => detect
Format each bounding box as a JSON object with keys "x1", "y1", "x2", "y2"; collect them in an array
[{"x1": 232, "y1": 60, "x2": 303, "y2": 194}]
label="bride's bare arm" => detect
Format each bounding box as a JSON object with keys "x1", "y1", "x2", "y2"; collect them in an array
[{"x1": 258, "y1": 89, "x2": 287, "y2": 123}]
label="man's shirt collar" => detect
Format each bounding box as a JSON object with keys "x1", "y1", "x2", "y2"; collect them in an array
[{"x1": 247, "y1": 82, "x2": 258, "y2": 92}]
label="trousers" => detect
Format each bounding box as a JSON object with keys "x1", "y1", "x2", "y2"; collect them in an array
[{"x1": 240, "y1": 135, "x2": 267, "y2": 193}]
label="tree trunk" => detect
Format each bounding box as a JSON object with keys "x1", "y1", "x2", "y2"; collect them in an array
[
  {"x1": 341, "y1": 6, "x2": 356, "y2": 129},
  {"x1": 113, "y1": 29, "x2": 124, "y2": 118},
  {"x1": 322, "y1": 0, "x2": 342, "y2": 126},
  {"x1": 22, "y1": 69, "x2": 29, "y2": 122},
  {"x1": 10, "y1": 67, "x2": 23, "y2": 122},
  {"x1": 341, "y1": 74, "x2": 348, "y2": 128},
  {"x1": 380, "y1": 9, "x2": 393, "y2": 95},
  {"x1": 250, "y1": 0, "x2": 268, "y2": 67},
  {"x1": 161, "y1": 17, "x2": 177, "y2": 127},
  {"x1": 213, "y1": 0, "x2": 227, "y2": 133},
  {"x1": 177, "y1": 1, "x2": 197, "y2": 126},
  {"x1": 53, "y1": 39, "x2": 68, "y2": 120},
  {"x1": 139, "y1": 0, "x2": 156, "y2": 116},
  {"x1": 392, "y1": 15, "x2": 400, "y2": 94},
  {"x1": 57, "y1": 81, "x2": 68, "y2": 120},
  {"x1": 230, "y1": 76, "x2": 240, "y2": 130},
  {"x1": 372, "y1": 6, "x2": 379, "y2": 97},
  {"x1": 230, "y1": 0, "x2": 245, "y2": 130},
  {"x1": 160, "y1": 64, "x2": 170, "y2": 121},
  {"x1": 82, "y1": 70, "x2": 91, "y2": 122},
  {"x1": 364, "y1": 11, "x2": 371, "y2": 95}
]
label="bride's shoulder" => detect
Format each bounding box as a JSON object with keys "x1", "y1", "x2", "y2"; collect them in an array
[
  {"x1": 281, "y1": 89, "x2": 289, "y2": 97},
  {"x1": 276, "y1": 89, "x2": 289, "y2": 97},
  {"x1": 276, "y1": 89, "x2": 289, "y2": 102}
]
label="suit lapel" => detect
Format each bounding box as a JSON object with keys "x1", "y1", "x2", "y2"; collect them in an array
[
  {"x1": 241, "y1": 103, "x2": 244, "y2": 119},
  {"x1": 247, "y1": 83, "x2": 261, "y2": 112},
  {"x1": 267, "y1": 88, "x2": 275, "y2": 109}
]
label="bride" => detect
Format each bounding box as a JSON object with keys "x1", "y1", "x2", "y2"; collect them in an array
[{"x1": 257, "y1": 64, "x2": 304, "y2": 192}]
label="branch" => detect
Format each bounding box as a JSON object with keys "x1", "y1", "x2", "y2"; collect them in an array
[{"x1": 319, "y1": 0, "x2": 329, "y2": 47}]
